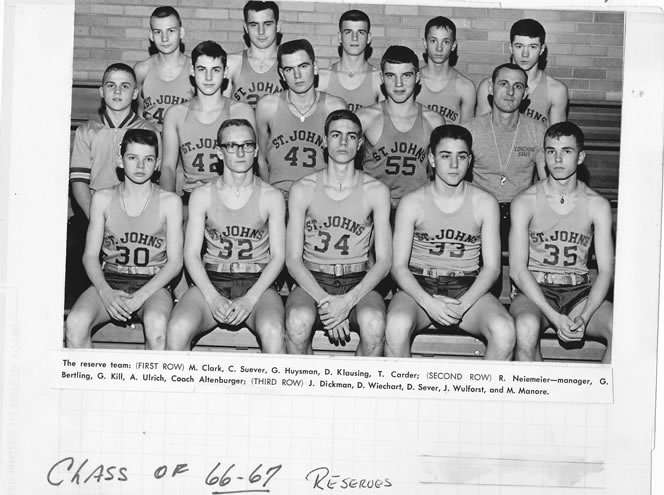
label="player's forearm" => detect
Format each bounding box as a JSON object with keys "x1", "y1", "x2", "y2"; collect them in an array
[
  {"x1": 344, "y1": 258, "x2": 390, "y2": 307},
  {"x1": 83, "y1": 256, "x2": 112, "y2": 295},
  {"x1": 579, "y1": 273, "x2": 612, "y2": 323},
  {"x1": 241, "y1": 256, "x2": 285, "y2": 304},
  {"x1": 159, "y1": 167, "x2": 176, "y2": 192},
  {"x1": 286, "y1": 258, "x2": 327, "y2": 302},
  {"x1": 133, "y1": 259, "x2": 183, "y2": 304},
  {"x1": 71, "y1": 183, "x2": 93, "y2": 218},
  {"x1": 392, "y1": 265, "x2": 433, "y2": 305},
  {"x1": 511, "y1": 267, "x2": 560, "y2": 322},
  {"x1": 458, "y1": 265, "x2": 500, "y2": 311}
]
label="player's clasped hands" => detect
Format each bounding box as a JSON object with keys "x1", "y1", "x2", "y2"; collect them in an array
[
  {"x1": 318, "y1": 294, "x2": 353, "y2": 342},
  {"x1": 206, "y1": 293, "x2": 233, "y2": 325},
  {"x1": 225, "y1": 296, "x2": 256, "y2": 326},
  {"x1": 100, "y1": 287, "x2": 134, "y2": 322},
  {"x1": 552, "y1": 313, "x2": 585, "y2": 343},
  {"x1": 424, "y1": 294, "x2": 464, "y2": 327}
]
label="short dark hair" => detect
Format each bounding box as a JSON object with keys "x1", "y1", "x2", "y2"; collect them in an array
[
  {"x1": 429, "y1": 124, "x2": 473, "y2": 153},
  {"x1": 102, "y1": 63, "x2": 137, "y2": 84},
  {"x1": 510, "y1": 18, "x2": 546, "y2": 44},
  {"x1": 491, "y1": 62, "x2": 527, "y2": 84},
  {"x1": 121, "y1": 129, "x2": 159, "y2": 158},
  {"x1": 424, "y1": 16, "x2": 456, "y2": 40},
  {"x1": 150, "y1": 6, "x2": 182, "y2": 27},
  {"x1": 277, "y1": 39, "x2": 315, "y2": 68},
  {"x1": 544, "y1": 121, "x2": 585, "y2": 151},
  {"x1": 243, "y1": 1, "x2": 279, "y2": 23},
  {"x1": 380, "y1": 45, "x2": 419, "y2": 72},
  {"x1": 324, "y1": 109, "x2": 362, "y2": 136},
  {"x1": 217, "y1": 118, "x2": 256, "y2": 143},
  {"x1": 339, "y1": 9, "x2": 370, "y2": 31},
  {"x1": 191, "y1": 40, "x2": 227, "y2": 67}
]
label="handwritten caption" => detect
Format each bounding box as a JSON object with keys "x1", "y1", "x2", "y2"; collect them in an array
[
  {"x1": 54, "y1": 352, "x2": 613, "y2": 403},
  {"x1": 46, "y1": 458, "x2": 392, "y2": 492}
]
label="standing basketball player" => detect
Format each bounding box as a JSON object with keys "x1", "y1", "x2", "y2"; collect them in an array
[
  {"x1": 476, "y1": 19, "x2": 568, "y2": 125},
  {"x1": 419, "y1": 16, "x2": 476, "y2": 124},
  {"x1": 134, "y1": 6, "x2": 194, "y2": 131},
  {"x1": 66, "y1": 129, "x2": 183, "y2": 350},
  {"x1": 255, "y1": 39, "x2": 346, "y2": 198},
  {"x1": 509, "y1": 121, "x2": 613, "y2": 362},
  {"x1": 161, "y1": 41, "x2": 256, "y2": 203},
  {"x1": 223, "y1": 1, "x2": 283, "y2": 109},
  {"x1": 317, "y1": 9, "x2": 382, "y2": 112},
  {"x1": 285, "y1": 110, "x2": 391, "y2": 355},
  {"x1": 356, "y1": 45, "x2": 444, "y2": 210},
  {"x1": 167, "y1": 119, "x2": 286, "y2": 352},
  {"x1": 385, "y1": 124, "x2": 515, "y2": 359}
]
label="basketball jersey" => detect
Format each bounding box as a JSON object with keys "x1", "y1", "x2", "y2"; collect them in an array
[
  {"x1": 409, "y1": 183, "x2": 481, "y2": 273},
  {"x1": 522, "y1": 71, "x2": 549, "y2": 125},
  {"x1": 303, "y1": 172, "x2": 373, "y2": 266},
  {"x1": 418, "y1": 70, "x2": 461, "y2": 124},
  {"x1": 528, "y1": 181, "x2": 592, "y2": 276},
  {"x1": 266, "y1": 92, "x2": 328, "y2": 193},
  {"x1": 141, "y1": 56, "x2": 194, "y2": 130},
  {"x1": 361, "y1": 102, "x2": 429, "y2": 202},
  {"x1": 325, "y1": 62, "x2": 376, "y2": 112},
  {"x1": 203, "y1": 178, "x2": 271, "y2": 266},
  {"x1": 70, "y1": 112, "x2": 160, "y2": 193},
  {"x1": 102, "y1": 184, "x2": 167, "y2": 273},
  {"x1": 231, "y1": 50, "x2": 282, "y2": 109},
  {"x1": 178, "y1": 100, "x2": 228, "y2": 193}
]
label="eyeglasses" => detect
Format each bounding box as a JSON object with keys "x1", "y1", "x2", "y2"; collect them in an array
[{"x1": 219, "y1": 141, "x2": 257, "y2": 153}]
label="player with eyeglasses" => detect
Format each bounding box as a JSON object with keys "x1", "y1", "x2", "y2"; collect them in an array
[{"x1": 167, "y1": 118, "x2": 286, "y2": 352}]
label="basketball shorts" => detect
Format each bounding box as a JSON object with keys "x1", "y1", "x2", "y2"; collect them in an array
[
  {"x1": 416, "y1": 275, "x2": 475, "y2": 299},
  {"x1": 207, "y1": 272, "x2": 262, "y2": 299},
  {"x1": 539, "y1": 282, "x2": 591, "y2": 315},
  {"x1": 104, "y1": 272, "x2": 152, "y2": 294},
  {"x1": 312, "y1": 271, "x2": 365, "y2": 296}
]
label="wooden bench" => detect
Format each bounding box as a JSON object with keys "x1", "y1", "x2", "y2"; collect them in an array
[{"x1": 83, "y1": 318, "x2": 606, "y2": 362}]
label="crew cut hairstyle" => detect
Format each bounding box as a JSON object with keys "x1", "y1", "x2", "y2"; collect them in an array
[
  {"x1": 339, "y1": 9, "x2": 371, "y2": 31},
  {"x1": 102, "y1": 62, "x2": 137, "y2": 84},
  {"x1": 243, "y1": 1, "x2": 279, "y2": 22},
  {"x1": 121, "y1": 129, "x2": 160, "y2": 158},
  {"x1": 150, "y1": 6, "x2": 182, "y2": 26},
  {"x1": 544, "y1": 121, "x2": 585, "y2": 151},
  {"x1": 510, "y1": 18, "x2": 546, "y2": 43},
  {"x1": 380, "y1": 45, "x2": 419, "y2": 72},
  {"x1": 277, "y1": 39, "x2": 315, "y2": 68},
  {"x1": 424, "y1": 16, "x2": 456, "y2": 39},
  {"x1": 429, "y1": 124, "x2": 473, "y2": 153},
  {"x1": 217, "y1": 118, "x2": 257, "y2": 143},
  {"x1": 324, "y1": 109, "x2": 362, "y2": 136},
  {"x1": 491, "y1": 62, "x2": 527, "y2": 83},
  {"x1": 191, "y1": 40, "x2": 227, "y2": 67}
]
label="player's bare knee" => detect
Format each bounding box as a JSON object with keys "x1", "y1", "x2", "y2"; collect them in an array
[
  {"x1": 258, "y1": 318, "x2": 285, "y2": 352},
  {"x1": 285, "y1": 306, "x2": 315, "y2": 344},
  {"x1": 385, "y1": 311, "x2": 415, "y2": 343},
  {"x1": 165, "y1": 317, "x2": 192, "y2": 350},
  {"x1": 486, "y1": 313, "x2": 516, "y2": 351},
  {"x1": 64, "y1": 312, "x2": 91, "y2": 347}
]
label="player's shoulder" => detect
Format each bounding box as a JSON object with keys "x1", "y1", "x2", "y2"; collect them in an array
[
  {"x1": 226, "y1": 50, "x2": 244, "y2": 65},
  {"x1": 322, "y1": 92, "x2": 347, "y2": 111},
  {"x1": 157, "y1": 186, "x2": 182, "y2": 204},
  {"x1": 512, "y1": 182, "x2": 538, "y2": 207},
  {"x1": 468, "y1": 182, "x2": 498, "y2": 205},
  {"x1": 256, "y1": 92, "x2": 280, "y2": 112},
  {"x1": 544, "y1": 71, "x2": 568, "y2": 93},
  {"x1": 401, "y1": 184, "x2": 427, "y2": 208},
  {"x1": 164, "y1": 101, "x2": 189, "y2": 120},
  {"x1": 259, "y1": 177, "x2": 285, "y2": 200},
  {"x1": 133, "y1": 56, "x2": 152, "y2": 80},
  {"x1": 422, "y1": 105, "x2": 445, "y2": 127},
  {"x1": 476, "y1": 75, "x2": 491, "y2": 91},
  {"x1": 584, "y1": 182, "x2": 611, "y2": 211},
  {"x1": 454, "y1": 69, "x2": 476, "y2": 91},
  {"x1": 228, "y1": 98, "x2": 253, "y2": 114},
  {"x1": 361, "y1": 172, "x2": 389, "y2": 194},
  {"x1": 356, "y1": 102, "x2": 382, "y2": 119}
]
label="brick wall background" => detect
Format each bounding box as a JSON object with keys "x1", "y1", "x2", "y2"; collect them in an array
[{"x1": 72, "y1": 1, "x2": 624, "y2": 102}]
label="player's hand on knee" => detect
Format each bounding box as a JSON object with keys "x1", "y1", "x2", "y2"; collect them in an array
[
  {"x1": 207, "y1": 294, "x2": 232, "y2": 324},
  {"x1": 123, "y1": 294, "x2": 145, "y2": 315},
  {"x1": 101, "y1": 288, "x2": 132, "y2": 321},
  {"x1": 225, "y1": 297, "x2": 253, "y2": 326},
  {"x1": 318, "y1": 294, "x2": 352, "y2": 330}
]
